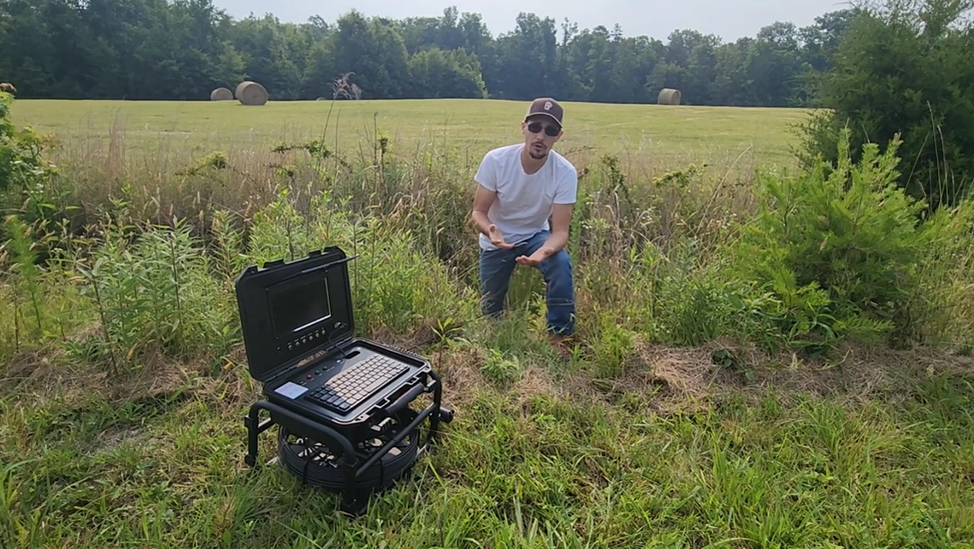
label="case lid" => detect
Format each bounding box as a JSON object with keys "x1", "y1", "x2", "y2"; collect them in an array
[{"x1": 234, "y1": 246, "x2": 357, "y2": 382}]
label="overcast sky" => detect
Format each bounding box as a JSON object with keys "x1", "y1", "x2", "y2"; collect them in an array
[{"x1": 212, "y1": 0, "x2": 851, "y2": 42}]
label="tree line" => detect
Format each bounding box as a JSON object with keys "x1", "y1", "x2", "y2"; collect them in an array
[{"x1": 0, "y1": 0, "x2": 856, "y2": 106}]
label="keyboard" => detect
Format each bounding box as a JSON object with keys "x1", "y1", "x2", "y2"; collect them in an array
[{"x1": 306, "y1": 354, "x2": 409, "y2": 413}]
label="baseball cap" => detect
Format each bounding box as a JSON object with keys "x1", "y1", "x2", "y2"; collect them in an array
[{"x1": 525, "y1": 97, "x2": 564, "y2": 128}]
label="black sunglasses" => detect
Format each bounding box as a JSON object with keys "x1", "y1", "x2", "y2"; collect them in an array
[{"x1": 527, "y1": 122, "x2": 560, "y2": 137}]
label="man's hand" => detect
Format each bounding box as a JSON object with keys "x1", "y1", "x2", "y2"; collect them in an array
[
  {"x1": 516, "y1": 246, "x2": 554, "y2": 267},
  {"x1": 488, "y1": 224, "x2": 514, "y2": 249}
]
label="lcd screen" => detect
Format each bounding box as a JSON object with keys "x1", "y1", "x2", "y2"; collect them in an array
[{"x1": 267, "y1": 276, "x2": 332, "y2": 339}]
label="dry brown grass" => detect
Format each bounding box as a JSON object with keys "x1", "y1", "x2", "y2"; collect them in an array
[
  {"x1": 1, "y1": 344, "x2": 215, "y2": 412},
  {"x1": 554, "y1": 334, "x2": 974, "y2": 416},
  {"x1": 6, "y1": 331, "x2": 969, "y2": 428},
  {"x1": 511, "y1": 363, "x2": 597, "y2": 405},
  {"x1": 426, "y1": 345, "x2": 489, "y2": 409}
]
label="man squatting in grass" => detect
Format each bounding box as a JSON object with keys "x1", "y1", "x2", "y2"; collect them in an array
[{"x1": 470, "y1": 97, "x2": 578, "y2": 357}]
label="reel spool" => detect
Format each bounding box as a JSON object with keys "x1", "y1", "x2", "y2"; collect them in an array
[{"x1": 276, "y1": 408, "x2": 421, "y2": 496}]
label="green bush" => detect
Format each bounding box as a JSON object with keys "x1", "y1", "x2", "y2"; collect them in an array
[
  {"x1": 0, "y1": 86, "x2": 53, "y2": 196},
  {"x1": 725, "y1": 128, "x2": 935, "y2": 353}
]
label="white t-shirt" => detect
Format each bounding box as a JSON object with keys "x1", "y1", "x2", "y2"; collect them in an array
[{"x1": 474, "y1": 144, "x2": 578, "y2": 251}]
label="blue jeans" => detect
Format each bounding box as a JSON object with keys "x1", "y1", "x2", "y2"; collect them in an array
[{"x1": 478, "y1": 230, "x2": 575, "y2": 336}]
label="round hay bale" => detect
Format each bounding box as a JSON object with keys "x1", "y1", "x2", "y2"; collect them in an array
[
  {"x1": 235, "y1": 81, "x2": 252, "y2": 99},
  {"x1": 210, "y1": 87, "x2": 233, "y2": 101},
  {"x1": 236, "y1": 81, "x2": 268, "y2": 106},
  {"x1": 658, "y1": 88, "x2": 682, "y2": 105}
]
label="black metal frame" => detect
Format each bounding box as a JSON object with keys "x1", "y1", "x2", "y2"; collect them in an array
[{"x1": 243, "y1": 361, "x2": 454, "y2": 515}]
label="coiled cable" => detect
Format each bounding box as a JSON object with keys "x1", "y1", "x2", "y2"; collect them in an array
[{"x1": 276, "y1": 408, "x2": 420, "y2": 493}]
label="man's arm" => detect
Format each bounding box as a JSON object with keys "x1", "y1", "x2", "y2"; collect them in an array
[
  {"x1": 515, "y1": 203, "x2": 572, "y2": 266},
  {"x1": 541, "y1": 165, "x2": 578, "y2": 254},
  {"x1": 470, "y1": 183, "x2": 496, "y2": 237},
  {"x1": 541, "y1": 203, "x2": 573, "y2": 253}
]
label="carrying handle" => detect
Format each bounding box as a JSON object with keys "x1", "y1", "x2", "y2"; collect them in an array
[{"x1": 385, "y1": 384, "x2": 426, "y2": 416}]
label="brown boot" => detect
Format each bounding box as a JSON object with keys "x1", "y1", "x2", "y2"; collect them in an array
[{"x1": 547, "y1": 333, "x2": 574, "y2": 360}]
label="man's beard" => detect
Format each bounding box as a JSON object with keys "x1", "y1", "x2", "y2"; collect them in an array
[{"x1": 529, "y1": 149, "x2": 547, "y2": 160}]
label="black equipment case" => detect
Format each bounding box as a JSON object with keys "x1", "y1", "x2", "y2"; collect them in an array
[{"x1": 234, "y1": 246, "x2": 453, "y2": 515}]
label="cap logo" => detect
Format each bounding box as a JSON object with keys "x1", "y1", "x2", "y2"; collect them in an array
[{"x1": 544, "y1": 101, "x2": 552, "y2": 111}]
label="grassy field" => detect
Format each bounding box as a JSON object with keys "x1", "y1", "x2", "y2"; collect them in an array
[
  {"x1": 2, "y1": 97, "x2": 974, "y2": 548},
  {"x1": 9, "y1": 98, "x2": 811, "y2": 166}
]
